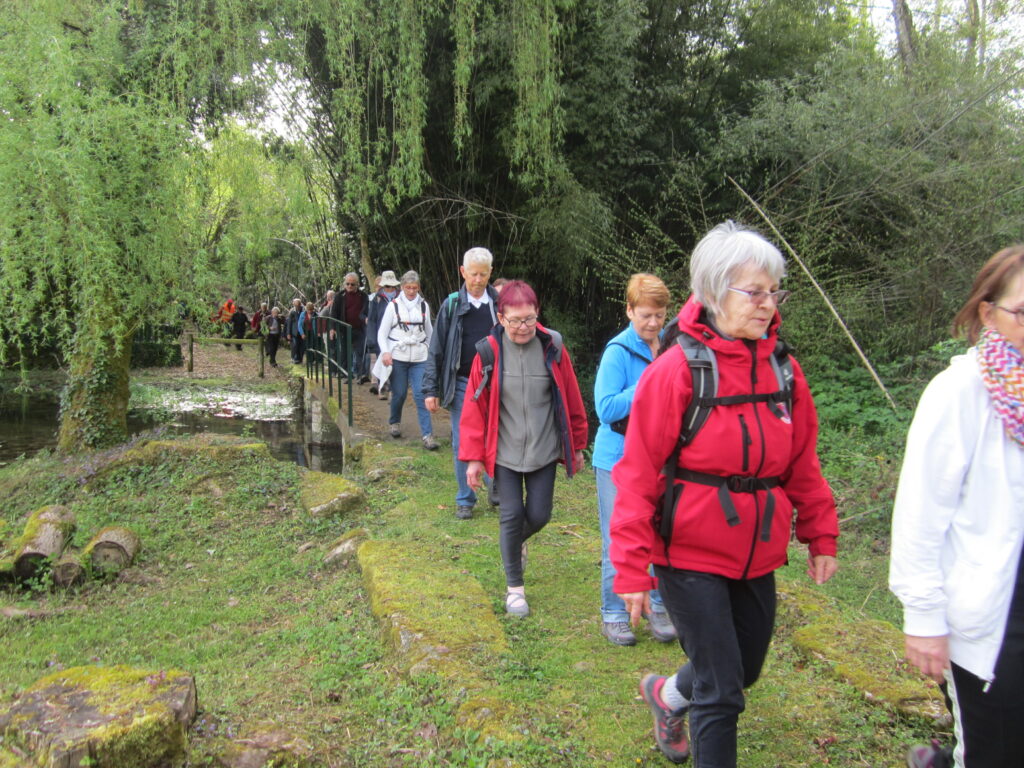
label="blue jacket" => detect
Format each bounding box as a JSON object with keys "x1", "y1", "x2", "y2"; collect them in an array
[{"x1": 591, "y1": 325, "x2": 655, "y2": 472}]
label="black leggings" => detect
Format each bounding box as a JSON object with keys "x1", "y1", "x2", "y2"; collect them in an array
[{"x1": 495, "y1": 462, "x2": 557, "y2": 588}]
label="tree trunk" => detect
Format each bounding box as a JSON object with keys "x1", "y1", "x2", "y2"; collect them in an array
[
  {"x1": 58, "y1": 328, "x2": 134, "y2": 452},
  {"x1": 84, "y1": 526, "x2": 141, "y2": 575},
  {"x1": 53, "y1": 552, "x2": 85, "y2": 588},
  {"x1": 358, "y1": 220, "x2": 376, "y2": 285},
  {"x1": 14, "y1": 506, "x2": 75, "y2": 582},
  {"x1": 892, "y1": 0, "x2": 918, "y2": 74}
]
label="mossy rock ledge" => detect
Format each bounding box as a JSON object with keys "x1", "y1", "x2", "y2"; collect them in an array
[
  {"x1": 778, "y1": 579, "x2": 948, "y2": 725},
  {"x1": 299, "y1": 469, "x2": 365, "y2": 518},
  {"x1": 358, "y1": 539, "x2": 520, "y2": 737},
  {"x1": 0, "y1": 664, "x2": 197, "y2": 768}
]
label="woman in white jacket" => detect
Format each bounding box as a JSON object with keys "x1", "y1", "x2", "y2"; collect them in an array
[
  {"x1": 377, "y1": 270, "x2": 437, "y2": 449},
  {"x1": 890, "y1": 246, "x2": 1024, "y2": 768}
]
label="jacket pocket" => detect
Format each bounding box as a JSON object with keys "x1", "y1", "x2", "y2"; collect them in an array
[{"x1": 945, "y1": 560, "x2": 1004, "y2": 640}]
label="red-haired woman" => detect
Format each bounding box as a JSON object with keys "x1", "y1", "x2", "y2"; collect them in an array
[
  {"x1": 892, "y1": 246, "x2": 1024, "y2": 768},
  {"x1": 459, "y1": 280, "x2": 589, "y2": 617}
]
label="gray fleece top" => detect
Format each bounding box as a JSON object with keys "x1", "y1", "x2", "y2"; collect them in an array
[{"x1": 497, "y1": 334, "x2": 561, "y2": 472}]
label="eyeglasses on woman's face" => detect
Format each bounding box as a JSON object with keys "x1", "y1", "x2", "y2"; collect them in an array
[
  {"x1": 994, "y1": 304, "x2": 1024, "y2": 326},
  {"x1": 727, "y1": 286, "x2": 791, "y2": 306},
  {"x1": 502, "y1": 314, "x2": 538, "y2": 329}
]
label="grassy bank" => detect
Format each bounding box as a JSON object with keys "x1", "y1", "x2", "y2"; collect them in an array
[{"x1": 0, "y1": 416, "x2": 941, "y2": 766}]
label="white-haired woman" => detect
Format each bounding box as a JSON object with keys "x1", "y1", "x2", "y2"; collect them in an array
[
  {"x1": 377, "y1": 270, "x2": 437, "y2": 450},
  {"x1": 610, "y1": 221, "x2": 839, "y2": 766}
]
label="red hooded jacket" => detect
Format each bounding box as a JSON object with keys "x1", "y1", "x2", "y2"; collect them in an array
[
  {"x1": 610, "y1": 298, "x2": 838, "y2": 592},
  {"x1": 459, "y1": 324, "x2": 589, "y2": 478}
]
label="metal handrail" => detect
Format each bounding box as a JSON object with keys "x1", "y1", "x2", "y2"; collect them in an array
[{"x1": 300, "y1": 313, "x2": 354, "y2": 427}]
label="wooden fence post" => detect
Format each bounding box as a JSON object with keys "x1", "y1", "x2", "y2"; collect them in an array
[
  {"x1": 259, "y1": 337, "x2": 265, "y2": 378},
  {"x1": 188, "y1": 334, "x2": 194, "y2": 373}
]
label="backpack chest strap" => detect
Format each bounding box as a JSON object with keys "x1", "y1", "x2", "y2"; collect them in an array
[{"x1": 676, "y1": 468, "x2": 780, "y2": 541}]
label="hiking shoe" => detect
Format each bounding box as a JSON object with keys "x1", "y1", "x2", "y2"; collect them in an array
[
  {"x1": 488, "y1": 479, "x2": 499, "y2": 507},
  {"x1": 639, "y1": 674, "x2": 690, "y2": 763},
  {"x1": 454, "y1": 505, "x2": 473, "y2": 520},
  {"x1": 389, "y1": 424, "x2": 401, "y2": 438},
  {"x1": 645, "y1": 610, "x2": 678, "y2": 643},
  {"x1": 602, "y1": 621, "x2": 637, "y2": 647},
  {"x1": 378, "y1": 390, "x2": 389, "y2": 401},
  {"x1": 505, "y1": 590, "x2": 529, "y2": 617},
  {"x1": 422, "y1": 434, "x2": 439, "y2": 451},
  {"x1": 369, "y1": 385, "x2": 379, "y2": 395},
  {"x1": 907, "y1": 741, "x2": 953, "y2": 768},
  {"x1": 358, "y1": 375, "x2": 370, "y2": 385}
]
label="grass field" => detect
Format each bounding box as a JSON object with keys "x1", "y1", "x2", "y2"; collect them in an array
[{"x1": 0, "y1": 405, "x2": 943, "y2": 767}]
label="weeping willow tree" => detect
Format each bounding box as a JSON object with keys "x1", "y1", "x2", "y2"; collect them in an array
[
  {"x1": 0, "y1": 0, "x2": 270, "y2": 450},
  {"x1": 285, "y1": 0, "x2": 567, "y2": 280}
]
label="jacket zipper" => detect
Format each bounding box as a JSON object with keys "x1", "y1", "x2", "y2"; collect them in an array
[{"x1": 742, "y1": 340, "x2": 768, "y2": 579}]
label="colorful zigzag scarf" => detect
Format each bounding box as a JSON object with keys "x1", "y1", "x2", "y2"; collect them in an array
[{"x1": 978, "y1": 326, "x2": 1024, "y2": 448}]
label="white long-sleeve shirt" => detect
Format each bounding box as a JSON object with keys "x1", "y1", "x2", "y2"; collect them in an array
[
  {"x1": 889, "y1": 348, "x2": 1024, "y2": 682},
  {"x1": 377, "y1": 293, "x2": 432, "y2": 363}
]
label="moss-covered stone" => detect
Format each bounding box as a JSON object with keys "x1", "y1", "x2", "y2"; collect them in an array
[
  {"x1": 298, "y1": 470, "x2": 365, "y2": 518},
  {"x1": 87, "y1": 435, "x2": 271, "y2": 485},
  {"x1": 0, "y1": 664, "x2": 197, "y2": 767},
  {"x1": 323, "y1": 528, "x2": 369, "y2": 566},
  {"x1": 778, "y1": 580, "x2": 946, "y2": 725},
  {"x1": 212, "y1": 726, "x2": 312, "y2": 768},
  {"x1": 358, "y1": 539, "x2": 508, "y2": 697}
]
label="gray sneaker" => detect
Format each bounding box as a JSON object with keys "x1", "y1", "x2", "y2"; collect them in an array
[
  {"x1": 454, "y1": 505, "x2": 473, "y2": 520},
  {"x1": 602, "y1": 621, "x2": 637, "y2": 647},
  {"x1": 422, "y1": 434, "x2": 439, "y2": 450},
  {"x1": 389, "y1": 424, "x2": 401, "y2": 438},
  {"x1": 645, "y1": 610, "x2": 678, "y2": 643},
  {"x1": 505, "y1": 591, "x2": 529, "y2": 617}
]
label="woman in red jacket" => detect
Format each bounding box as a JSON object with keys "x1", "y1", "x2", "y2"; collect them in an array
[
  {"x1": 611, "y1": 221, "x2": 838, "y2": 766},
  {"x1": 460, "y1": 280, "x2": 588, "y2": 618}
]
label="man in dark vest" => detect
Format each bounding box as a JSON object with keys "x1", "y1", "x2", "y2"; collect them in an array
[
  {"x1": 423, "y1": 247, "x2": 500, "y2": 520},
  {"x1": 329, "y1": 272, "x2": 369, "y2": 379}
]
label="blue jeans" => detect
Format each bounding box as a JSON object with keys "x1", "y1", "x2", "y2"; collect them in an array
[
  {"x1": 451, "y1": 376, "x2": 491, "y2": 507},
  {"x1": 389, "y1": 359, "x2": 432, "y2": 437},
  {"x1": 348, "y1": 328, "x2": 366, "y2": 377},
  {"x1": 596, "y1": 467, "x2": 665, "y2": 622}
]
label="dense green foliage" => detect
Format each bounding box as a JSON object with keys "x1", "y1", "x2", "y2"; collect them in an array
[{"x1": 1, "y1": 0, "x2": 1022, "y2": 443}]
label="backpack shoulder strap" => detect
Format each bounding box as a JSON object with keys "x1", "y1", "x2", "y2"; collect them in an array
[
  {"x1": 767, "y1": 338, "x2": 794, "y2": 418},
  {"x1": 677, "y1": 334, "x2": 718, "y2": 447},
  {"x1": 472, "y1": 336, "x2": 496, "y2": 400},
  {"x1": 445, "y1": 291, "x2": 459, "y2": 318}
]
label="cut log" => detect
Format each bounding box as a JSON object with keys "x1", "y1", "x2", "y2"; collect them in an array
[
  {"x1": 52, "y1": 552, "x2": 85, "y2": 588},
  {"x1": 13, "y1": 506, "x2": 75, "y2": 583},
  {"x1": 84, "y1": 526, "x2": 141, "y2": 575}
]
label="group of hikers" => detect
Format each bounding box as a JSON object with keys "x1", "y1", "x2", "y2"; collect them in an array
[{"x1": 218, "y1": 224, "x2": 1024, "y2": 768}]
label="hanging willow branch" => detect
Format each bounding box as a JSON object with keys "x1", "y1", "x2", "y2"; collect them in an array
[{"x1": 727, "y1": 175, "x2": 898, "y2": 411}]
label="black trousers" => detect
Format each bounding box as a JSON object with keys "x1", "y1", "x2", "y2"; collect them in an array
[
  {"x1": 942, "y1": 556, "x2": 1024, "y2": 768},
  {"x1": 495, "y1": 462, "x2": 556, "y2": 588},
  {"x1": 266, "y1": 334, "x2": 281, "y2": 365},
  {"x1": 654, "y1": 567, "x2": 776, "y2": 768}
]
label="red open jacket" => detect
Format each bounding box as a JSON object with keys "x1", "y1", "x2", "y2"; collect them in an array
[
  {"x1": 610, "y1": 297, "x2": 838, "y2": 592},
  {"x1": 458, "y1": 324, "x2": 589, "y2": 478}
]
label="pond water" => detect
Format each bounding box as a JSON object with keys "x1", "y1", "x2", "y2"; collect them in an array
[{"x1": 0, "y1": 393, "x2": 343, "y2": 474}]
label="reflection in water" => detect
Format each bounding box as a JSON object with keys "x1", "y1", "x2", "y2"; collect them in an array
[{"x1": 0, "y1": 395, "x2": 343, "y2": 474}]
